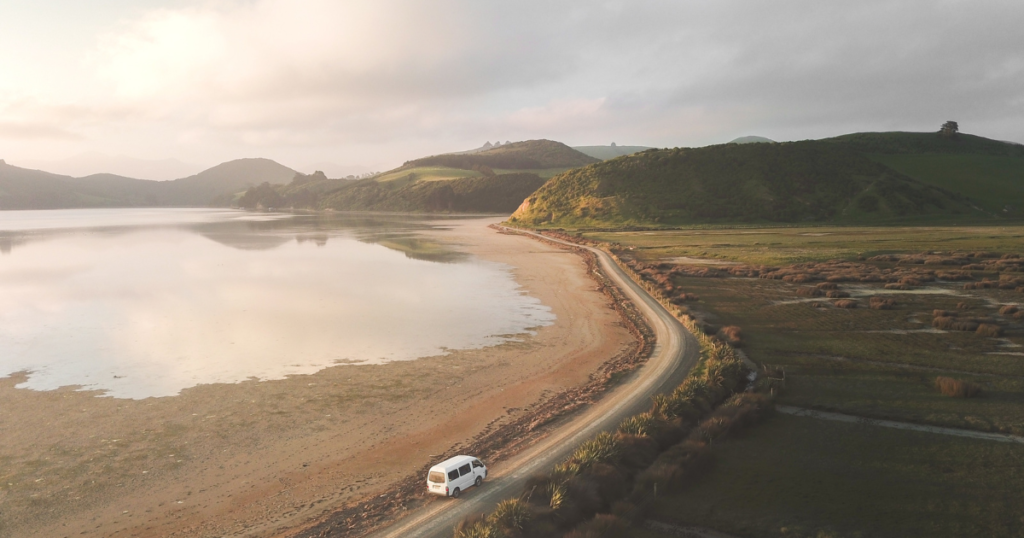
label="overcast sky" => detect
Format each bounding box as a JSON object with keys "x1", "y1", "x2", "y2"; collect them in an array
[{"x1": 1, "y1": 0, "x2": 1022, "y2": 178}]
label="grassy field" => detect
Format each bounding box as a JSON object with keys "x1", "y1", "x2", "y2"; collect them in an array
[
  {"x1": 578, "y1": 225, "x2": 1024, "y2": 537},
  {"x1": 585, "y1": 226, "x2": 1024, "y2": 265},
  {"x1": 667, "y1": 275, "x2": 1024, "y2": 434},
  {"x1": 641, "y1": 414, "x2": 1024, "y2": 538},
  {"x1": 373, "y1": 166, "x2": 483, "y2": 183},
  {"x1": 870, "y1": 153, "x2": 1024, "y2": 215},
  {"x1": 492, "y1": 167, "x2": 570, "y2": 179}
]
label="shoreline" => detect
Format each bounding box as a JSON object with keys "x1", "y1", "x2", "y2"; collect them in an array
[
  {"x1": 0, "y1": 217, "x2": 638, "y2": 538},
  {"x1": 285, "y1": 225, "x2": 655, "y2": 537}
]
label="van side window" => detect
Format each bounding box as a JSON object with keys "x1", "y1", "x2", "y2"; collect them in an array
[
  {"x1": 472, "y1": 460, "x2": 484, "y2": 468},
  {"x1": 458, "y1": 464, "x2": 472, "y2": 476},
  {"x1": 447, "y1": 470, "x2": 459, "y2": 481}
]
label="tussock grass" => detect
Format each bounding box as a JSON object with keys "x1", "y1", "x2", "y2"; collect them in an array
[
  {"x1": 717, "y1": 326, "x2": 743, "y2": 347},
  {"x1": 935, "y1": 376, "x2": 982, "y2": 398},
  {"x1": 832, "y1": 299, "x2": 858, "y2": 308},
  {"x1": 869, "y1": 297, "x2": 897, "y2": 310},
  {"x1": 618, "y1": 413, "x2": 658, "y2": 438},
  {"x1": 489, "y1": 498, "x2": 531, "y2": 532},
  {"x1": 932, "y1": 316, "x2": 980, "y2": 331},
  {"x1": 976, "y1": 323, "x2": 1003, "y2": 337}
]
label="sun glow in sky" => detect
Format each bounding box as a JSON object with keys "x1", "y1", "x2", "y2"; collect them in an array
[{"x1": 1, "y1": 0, "x2": 1022, "y2": 177}]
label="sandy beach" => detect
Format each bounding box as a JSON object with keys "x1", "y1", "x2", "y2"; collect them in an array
[{"x1": 0, "y1": 218, "x2": 635, "y2": 538}]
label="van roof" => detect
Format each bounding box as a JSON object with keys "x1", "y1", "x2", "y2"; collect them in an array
[{"x1": 429, "y1": 455, "x2": 477, "y2": 471}]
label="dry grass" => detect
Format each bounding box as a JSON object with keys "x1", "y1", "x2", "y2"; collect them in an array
[
  {"x1": 932, "y1": 316, "x2": 980, "y2": 331},
  {"x1": 717, "y1": 326, "x2": 743, "y2": 347},
  {"x1": 832, "y1": 299, "x2": 857, "y2": 309},
  {"x1": 999, "y1": 305, "x2": 1019, "y2": 316},
  {"x1": 935, "y1": 376, "x2": 983, "y2": 398},
  {"x1": 976, "y1": 323, "x2": 1004, "y2": 337},
  {"x1": 868, "y1": 297, "x2": 897, "y2": 310}
]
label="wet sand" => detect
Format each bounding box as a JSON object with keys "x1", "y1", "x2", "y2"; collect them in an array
[{"x1": 0, "y1": 217, "x2": 634, "y2": 538}]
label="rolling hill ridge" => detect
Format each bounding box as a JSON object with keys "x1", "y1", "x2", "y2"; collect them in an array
[
  {"x1": 0, "y1": 158, "x2": 296, "y2": 210},
  {"x1": 509, "y1": 131, "x2": 1024, "y2": 228},
  {"x1": 240, "y1": 139, "x2": 595, "y2": 213}
]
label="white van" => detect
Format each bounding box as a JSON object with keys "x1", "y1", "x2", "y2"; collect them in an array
[{"x1": 426, "y1": 455, "x2": 487, "y2": 498}]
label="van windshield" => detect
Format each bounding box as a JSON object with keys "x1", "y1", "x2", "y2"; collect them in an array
[{"x1": 428, "y1": 471, "x2": 446, "y2": 483}]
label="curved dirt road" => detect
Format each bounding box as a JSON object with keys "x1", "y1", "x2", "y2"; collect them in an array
[{"x1": 367, "y1": 229, "x2": 700, "y2": 538}]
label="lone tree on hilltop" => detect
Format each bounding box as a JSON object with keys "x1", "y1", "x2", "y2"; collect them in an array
[{"x1": 939, "y1": 120, "x2": 959, "y2": 138}]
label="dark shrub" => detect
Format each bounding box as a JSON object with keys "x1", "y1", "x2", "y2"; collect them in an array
[
  {"x1": 564, "y1": 514, "x2": 628, "y2": 538},
  {"x1": 613, "y1": 434, "x2": 659, "y2": 472}
]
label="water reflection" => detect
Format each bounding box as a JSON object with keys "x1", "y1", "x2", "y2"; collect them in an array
[
  {"x1": 0, "y1": 208, "x2": 473, "y2": 262},
  {"x1": 0, "y1": 209, "x2": 552, "y2": 398}
]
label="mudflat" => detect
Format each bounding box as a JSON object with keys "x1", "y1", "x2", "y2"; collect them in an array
[{"x1": 0, "y1": 217, "x2": 634, "y2": 538}]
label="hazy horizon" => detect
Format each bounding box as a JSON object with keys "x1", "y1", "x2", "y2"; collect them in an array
[{"x1": 2, "y1": 1, "x2": 1022, "y2": 178}]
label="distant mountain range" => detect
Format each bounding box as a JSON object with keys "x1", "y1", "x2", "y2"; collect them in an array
[
  {"x1": 729, "y1": 136, "x2": 775, "y2": 144},
  {"x1": 509, "y1": 131, "x2": 1024, "y2": 227},
  {"x1": 0, "y1": 158, "x2": 296, "y2": 210},
  {"x1": 572, "y1": 145, "x2": 653, "y2": 160},
  {"x1": 15, "y1": 152, "x2": 203, "y2": 181}
]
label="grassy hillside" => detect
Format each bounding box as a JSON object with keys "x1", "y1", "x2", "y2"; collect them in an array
[
  {"x1": 573, "y1": 145, "x2": 653, "y2": 160},
  {"x1": 237, "y1": 140, "x2": 595, "y2": 213},
  {"x1": 243, "y1": 172, "x2": 546, "y2": 213},
  {"x1": 0, "y1": 158, "x2": 296, "y2": 210},
  {"x1": 509, "y1": 132, "x2": 1022, "y2": 228},
  {"x1": 407, "y1": 139, "x2": 599, "y2": 170}
]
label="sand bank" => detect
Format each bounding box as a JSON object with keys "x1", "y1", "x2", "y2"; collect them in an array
[{"x1": 0, "y1": 217, "x2": 634, "y2": 538}]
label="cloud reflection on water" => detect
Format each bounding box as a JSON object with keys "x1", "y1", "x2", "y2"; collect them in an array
[{"x1": 0, "y1": 209, "x2": 552, "y2": 398}]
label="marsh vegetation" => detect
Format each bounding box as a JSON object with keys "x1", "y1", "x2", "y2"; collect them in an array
[{"x1": 571, "y1": 225, "x2": 1024, "y2": 537}]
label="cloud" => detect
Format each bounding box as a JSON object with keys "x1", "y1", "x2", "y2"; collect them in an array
[
  {"x1": 0, "y1": 121, "x2": 82, "y2": 141},
  {"x1": 3, "y1": 0, "x2": 1023, "y2": 167}
]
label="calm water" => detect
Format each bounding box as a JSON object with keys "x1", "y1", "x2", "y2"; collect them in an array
[{"x1": 0, "y1": 209, "x2": 554, "y2": 399}]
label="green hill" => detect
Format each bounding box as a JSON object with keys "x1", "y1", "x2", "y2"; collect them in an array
[
  {"x1": 0, "y1": 158, "x2": 296, "y2": 210},
  {"x1": 507, "y1": 131, "x2": 1024, "y2": 228},
  {"x1": 241, "y1": 171, "x2": 546, "y2": 213},
  {"x1": 573, "y1": 145, "x2": 653, "y2": 160},
  {"x1": 239, "y1": 140, "x2": 595, "y2": 213},
  {"x1": 407, "y1": 139, "x2": 599, "y2": 170},
  {"x1": 824, "y1": 132, "x2": 1024, "y2": 215}
]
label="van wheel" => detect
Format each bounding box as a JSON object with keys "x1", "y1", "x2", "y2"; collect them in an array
[
  {"x1": 451, "y1": 488, "x2": 460, "y2": 498},
  {"x1": 475, "y1": 476, "x2": 483, "y2": 487}
]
